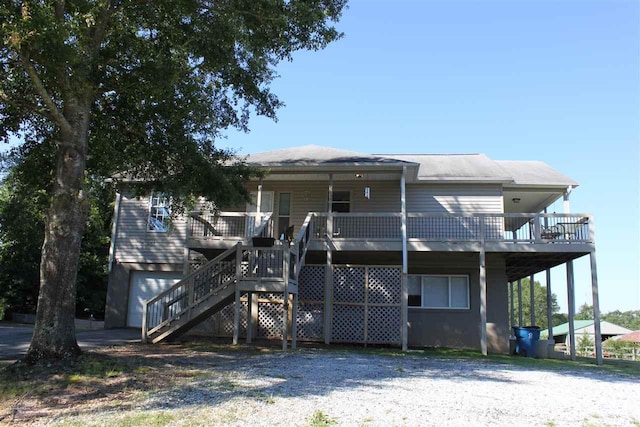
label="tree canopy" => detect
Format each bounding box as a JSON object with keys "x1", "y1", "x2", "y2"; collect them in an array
[
  {"x1": 508, "y1": 277, "x2": 560, "y2": 330},
  {"x1": 0, "y1": 0, "x2": 347, "y2": 362}
]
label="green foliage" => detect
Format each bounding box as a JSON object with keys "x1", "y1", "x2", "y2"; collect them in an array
[
  {"x1": 0, "y1": 144, "x2": 113, "y2": 318},
  {"x1": 602, "y1": 310, "x2": 640, "y2": 331},
  {"x1": 308, "y1": 410, "x2": 337, "y2": 427},
  {"x1": 575, "y1": 303, "x2": 594, "y2": 321},
  {"x1": 508, "y1": 278, "x2": 560, "y2": 329},
  {"x1": 576, "y1": 331, "x2": 594, "y2": 356}
]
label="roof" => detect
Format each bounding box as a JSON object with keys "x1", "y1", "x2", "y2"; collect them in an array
[
  {"x1": 384, "y1": 153, "x2": 513, "y2": 182},
  {"x1": 246, "y1": 145, "x2": 577, "y2": 187},
  {"x1": 246, "y1": 145, "x2": 411, "y2": 167},
  {"x1": 496, "y1": 160, "x2": 579, "y2": 187},
  {"x1": 616, "y1": 330, "x2": 640, "y2": 343},
  {"x1": 542, "y1": 320, "x2": 633, "y2": 337}
]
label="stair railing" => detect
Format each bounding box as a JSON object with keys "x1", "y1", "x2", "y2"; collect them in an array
[{"x1": 142, "y1": 242, "x2": 240, "y2": 342}]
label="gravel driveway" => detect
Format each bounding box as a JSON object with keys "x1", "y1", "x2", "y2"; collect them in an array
[{"x1": 53, "y1": 346, "x2": 640, "y2": 427}]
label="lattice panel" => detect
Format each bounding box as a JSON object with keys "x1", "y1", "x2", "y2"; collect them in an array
[
  {"x1": 367, "y1": 306, "x2": 401, "y2": 343},
  {"x1": 220, "y1": 297, "x2": 248, "y2": 336},
  {"x1": 258, "y1": 299, "x2": 285, "y2": 338},
  {"x1": 333, "y1": 267, "x2": 365, "y2": 303},
  {"x1": 368, "y1": 267, "x2": 401, "y2": 305},
  {"x1": 299, "y1": 265, "x2": 325, "y2": 302},
  {"x1": 296, "y1": 303, "x2": 324, "y2": 340},
  {"x1": 332, "y1": 305, "x2": 365, "y2": 342}
]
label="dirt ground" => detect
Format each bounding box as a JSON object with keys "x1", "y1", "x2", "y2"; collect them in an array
[{"x1": 1, "y1": 341, "x2": 639, "y2": 426}]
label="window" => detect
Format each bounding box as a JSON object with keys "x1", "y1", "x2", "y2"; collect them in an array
[
  {"x1": 330, "y1": 191, "x2": 350, "y2": 213},
  {"x1": 277, "y1": 192, "x2": 291, "y2": 238},
  {"x1": 148, "y1": 192, "x2": 171, "y2": 232},
  {"x1": 408, "y1": 275, "x2": 469, "y2": 309}
]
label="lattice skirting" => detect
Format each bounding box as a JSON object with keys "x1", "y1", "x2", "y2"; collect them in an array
[{"x1": 212, "y1": 264, "x2": 401, "y2": 345}]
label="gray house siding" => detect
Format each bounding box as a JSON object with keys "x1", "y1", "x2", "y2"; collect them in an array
[
  {"x1": 113, "y1": 192, "x2": 187, "y2": 264},
  {"x1": 406, "y1": 253, "x2": 509, "y2": 353},
  {"x1": 406, "y1": 184, "x2": 503, "y2": 214}
]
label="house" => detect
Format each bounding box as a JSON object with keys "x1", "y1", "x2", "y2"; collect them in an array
[
  {"x1": 104, "y1": 145, "x2": 601, "y2": 358},
  {"x1": 542, "y1": 320, "x2": 632, "y2": 350}
]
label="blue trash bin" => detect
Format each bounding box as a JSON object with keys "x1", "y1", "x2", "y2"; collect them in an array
[{"x1": 512, "y1": 326, "x2": 541, "y2": 357}]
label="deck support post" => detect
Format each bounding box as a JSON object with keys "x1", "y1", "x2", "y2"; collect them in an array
[
  {"x1": 282, "y1": 247, "x2": 290, "y2": 351},
  {"x1": 324, "y1": 174, "x2": 334, "y2": 345},
  {"x1": 590, "y1": 249, "x2": 603, "y2": 365},
  {"x1": 401, "y1": 166, "x2": 408, "y2": 351},
  {"x1": 529, "y1": 274, "x2": 535, "y2": 326},
  {"x1": 479, "y1": 249, "x2": 487, "y2": 356},
  {"x1": 566, "y1": 260, "x2": 576, "y2": 360},
  {"x1": 324, "y1": 246, "x2": 332, "y2": 344},
  {"x1": 291, "y1": 292, "x2": 298, "y2": 350},
  {"x1": 509, "y1": 281, "x2": 515, "y2": 329},
  {"x1": 246, "y1": 291, "x2": 253, "y2": 344},
  {"x1": 517, "y1": 279, "x2": 523, "y2": 326},
  {"x1": 233, "y1": 244, "x2": 242, "y2": 346},
  {"x1": 546, "y1": 269, "x2": 553, "y2": 342}
]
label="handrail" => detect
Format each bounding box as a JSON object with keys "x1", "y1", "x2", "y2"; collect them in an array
[{"x1": 142, "y1": 242, "x2": 240, "y2": 342}]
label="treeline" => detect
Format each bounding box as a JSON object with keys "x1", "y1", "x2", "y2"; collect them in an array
[{"x1": 0, "y1": 143, "x2": 113, "y2": 320}]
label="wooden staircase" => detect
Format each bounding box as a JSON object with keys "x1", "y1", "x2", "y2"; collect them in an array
[{"x1": 142, "y1": 213, "x2": 314, "y2": 344}]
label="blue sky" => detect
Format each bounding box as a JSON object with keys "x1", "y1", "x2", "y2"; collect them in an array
[
  {"x1": 224, "y1": 0, "x2": 640, "y2": 313},
  {"x1": 2, "y1": 1, "x2": 637, "y2": 314}
]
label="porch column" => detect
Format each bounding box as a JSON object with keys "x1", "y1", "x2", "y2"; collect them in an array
[
  {"x1": 479, "y1": 217, "x2": 487, "y2": 355},
  {"x1": 246, "y1": 292, "x2": 253, "y2": 344},
  {"x1": 324, "y1": 247, "x2": 332, "y2": 344},
  {"x1": 324, "y1": 174, "x2": 333, "y2": 344},
  {"x1": 292, "y1": 292, "x2": 298, "y2": 350},
  {"x1": 401, "y1": 166, "x2": 408, "y2": 351},
  {"x1": 529, "y1": 274, "x2": 535, "y2": 326},
  {"x1": 517, "y1": 279, "x2": 523, "y2": 326},
  {"x1": 282, "y1": 248, "x2": 290, "y2": 350},
  {"x1": 233, "y1": 245, "x2": 243, "y2": 345},
  {"x1": 509, "y1": 282, "x2": 515, "y2": 329},
  {"x1": 566, "y1": 261, "x2": 576, "y2": 360},
  {"x1": 589, "y1": 216, "x2": 603, "y2": 365},
  {"x1": 546, "y1": 269, "x2": 553, "y2": 341},
  {"x1": 255, "y1": 178, "x2": 263, "y2": 232}
]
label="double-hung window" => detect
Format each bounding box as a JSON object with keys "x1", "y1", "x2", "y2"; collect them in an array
[
  {"x1": 330, "y1": 191, "x2": 350, "y2": 213},
  {"x1": 148, "y1": 192, "x2": 171, "y2": 232},
  {"x1": 408, "y1": 275, "x2": 469, "y2": 309}
]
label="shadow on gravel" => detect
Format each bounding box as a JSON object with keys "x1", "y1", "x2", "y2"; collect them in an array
[
  {"x1": 5, "y1": 339, "x2": 637, "y2": 423},
  {"x1": 55, "y1": 341, "x2": 638, "y2": 417}
]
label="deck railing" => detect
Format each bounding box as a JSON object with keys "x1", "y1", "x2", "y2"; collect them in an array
[
  {"x1": 307, "y1": 212, "x2": 592, "y2": 243},
  {"x1": 188, "y1": 212, "x2": 273, "y2": 239},
  {"x1": 142, "y1": 243, "x2": 240, "y2": 341}
]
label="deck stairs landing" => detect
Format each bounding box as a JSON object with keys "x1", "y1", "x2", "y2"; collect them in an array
[{"x1": 142, "y1": 214, "x2": 313, "y2": 344}]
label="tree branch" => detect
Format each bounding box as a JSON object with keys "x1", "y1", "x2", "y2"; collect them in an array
[{"x1": 20, "y1": 55, "x2": 72, "y2": 135}]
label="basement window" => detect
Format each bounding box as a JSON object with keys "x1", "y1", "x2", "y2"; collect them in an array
[{"x1": 408, "y1": 275, "x2": 470, "y2": 309}]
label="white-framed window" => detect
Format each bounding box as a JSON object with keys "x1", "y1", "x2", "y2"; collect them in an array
[
  {"x1": 148, "y1": 192, "x2": 171, "y2": 232},
  {"x1": 330, "y1": 190, "x2": 350, "y2": 213},
  {"x1": 408, "y1": 275, "x2": 470, "y2": 309}
]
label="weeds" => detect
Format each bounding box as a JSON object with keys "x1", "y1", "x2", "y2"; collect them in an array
[{"x1": 308, "y1": 410, "x2": 337, "y2": 427}]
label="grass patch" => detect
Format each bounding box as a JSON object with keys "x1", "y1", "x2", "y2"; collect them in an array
[
  {"x1": 115, "y1": 411, "x2": 177, "y2": 427},
  {"x1": 308, "y1": 410, "x2": 337, "y2": 427}
]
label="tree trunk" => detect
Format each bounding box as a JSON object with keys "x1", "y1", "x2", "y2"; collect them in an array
[{"x1": 26, "y1": 111, "x2": 90, "y2": 363}]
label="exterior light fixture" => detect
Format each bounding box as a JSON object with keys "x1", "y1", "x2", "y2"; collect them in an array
[
  {"x1": 512, "y1": 198, "x2": 521, "y2": 204},
  {"x1": 355, "y1": 173, "x2": 363, "y2": 178}
]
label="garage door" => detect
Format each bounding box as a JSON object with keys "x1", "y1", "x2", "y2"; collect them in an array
[{"x1": 127, "y1": 271, "x2": 184, "y2": 328}]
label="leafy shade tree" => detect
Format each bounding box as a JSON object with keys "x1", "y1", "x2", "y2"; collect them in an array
[
  {"x1": 575, "y1": 303, "x2": 594, "y2": 321},
  {"x1": 0, "y1": 0, "x2": 346, "y2": 362},
  {"x1": 0, "y1": 141, "x2": 113, "y2": 320},
  {"x1": 602, "y1": 310, "x2": 640, "y2": 331},
  {"x1": 507, "y1": 278, "x2": 560, "y2": 330}
]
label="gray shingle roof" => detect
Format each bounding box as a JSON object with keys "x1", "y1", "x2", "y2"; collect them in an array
[
  {"x1": 246, "y1": 145, "x2": 412, "y2": 166},
  {"x1": 496, "y1": 160, "x2": 579, "y2": 187},
  {"x1": 246, "y1": 145, "x2": 577, "y2": 187}
]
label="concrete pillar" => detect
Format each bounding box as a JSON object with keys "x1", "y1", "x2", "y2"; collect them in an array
[
  {"x1": 517, "y1": 279, "x2": 523, "y2": 326},
  {"x1": 530, "y1": 274, "x2": 536, "y2": 326},
  {"x1": 546, "y1": 269, "x2": 553, "y2": 339},
  {"x1": 590, "y1": 250, "x2": 603, "y2": 365}
]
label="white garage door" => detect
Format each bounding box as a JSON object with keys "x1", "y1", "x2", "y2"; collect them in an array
[{"x1": 127, "y1": 271, "x2": 184, "y2": 328}]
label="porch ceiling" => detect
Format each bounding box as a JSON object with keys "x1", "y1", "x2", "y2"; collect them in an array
[{"x1": 504, "y1": 251, "x2": 589, "y2": 282}]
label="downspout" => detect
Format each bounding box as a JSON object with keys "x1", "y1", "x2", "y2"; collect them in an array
[{"x1": 108, "y1": 191, "x2": 122, "y2": 273}]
